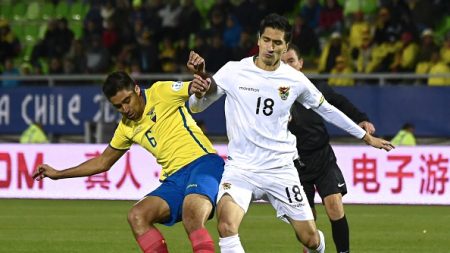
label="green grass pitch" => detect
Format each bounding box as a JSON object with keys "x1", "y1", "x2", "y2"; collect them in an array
[{"x1": 0, "y1": 199, "x2": 449, "y2": 252}]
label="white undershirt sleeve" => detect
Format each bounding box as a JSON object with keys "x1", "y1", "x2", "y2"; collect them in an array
[
  {"x1": 188, "y1": 85, "x2": 225, "y2": 113},
  {"x1": 312, "y1": 100, "x2": 366, "y2": 139}
]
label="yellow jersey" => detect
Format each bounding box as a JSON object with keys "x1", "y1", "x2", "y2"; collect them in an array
[{"x1": 110, "y1": 81, "x2": 216, "y2": 180}]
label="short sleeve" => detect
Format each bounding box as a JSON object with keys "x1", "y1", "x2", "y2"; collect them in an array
[
  {"x1": 109, "y1": 123, "x2": 131, "y2": 150},
  {"x1": 154, "y1": 81, "x2": 190, "y2": 104}
]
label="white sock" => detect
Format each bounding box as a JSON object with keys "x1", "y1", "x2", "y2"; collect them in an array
[
  {"x1": 306, "y1": 230, "x2": 325, "y2": 253},
  {"x1": 315, "y1": 230, "x2": 325, "y2": 253},
  {"x1": 219, "y1": 234, "x2": 245, "y2": 253}
]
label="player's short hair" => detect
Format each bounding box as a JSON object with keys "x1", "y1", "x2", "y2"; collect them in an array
[
  {"x1": 103, "y1": 71, "x2": 135, "y2": 99},
  {"x1": 259, "y1": 13, "x2": 292, "y2": 43},
  {"x1": 287, "y1": 44, "x2": 301, "y2": 58}
]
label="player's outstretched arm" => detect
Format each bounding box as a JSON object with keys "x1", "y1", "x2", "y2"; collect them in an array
[
  {"x1": 311, "y1": 100, "x2": 394, "y2": 151},
  {"x1": 319, "y1": 83, "x2": 376, "y2": 134},
  {"x1": 362, "y1": 133, "x2": 395, "y2": 151},
  {"x1": 32, "y1": 146, "x2": 126, "y2": 181}
]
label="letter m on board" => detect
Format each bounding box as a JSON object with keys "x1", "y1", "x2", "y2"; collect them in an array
[{"x1": 18, "y1": 152, "x2": 44, "y2": 189}]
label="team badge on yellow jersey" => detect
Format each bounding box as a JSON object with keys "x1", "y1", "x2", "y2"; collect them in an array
[{"x1": 148, "y1": 107, "x2": 156, "y2": 122}]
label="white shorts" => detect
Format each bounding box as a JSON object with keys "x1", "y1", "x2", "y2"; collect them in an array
[{"x1": 217, "y1": 163, "x2": 314, "y2": 222}]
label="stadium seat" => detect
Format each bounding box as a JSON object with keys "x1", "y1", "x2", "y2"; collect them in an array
[
  {"x1": 41, "y1": 3, "x2": 55, "y2": 21},
  {"x1": 38, "y1": 23, "x2": 47, "y2": 40},
  {"x1": 70, "y1": 1, "x2": 88, "y2": 21},
  {"x1": 55, "y1": 1, "x2": 70, "y2": 19},
  {"x1": 23, "y1": 24, "x2": 40, "y2": 44},
  {"x1": 344, "y1": 0, "x2": 378, "y2": 16},
  {"x1": 361, "y1": 0, "x2": 377, "y2": 14},
  {"x1": 0, "y1": 4, "x2": 13, "y2": 20},
  {"x1": 12, "y1": 2, "x2": 27, "y2": 21},
  {"x1": 70, "y1": 21, "x2": 83, "y2": 39},
  {"x1": 26, "y1": 1, "x2": 41, "y2": 21},
  {"x1": 10, "y1": 24, "x2": 24, "y2": 41},
  {"x1": 436, "y1": 15, "x2": 450, "y2": 39},
  {"x1": 21, "y1": 44, "x2": 34, "y2": 62}
]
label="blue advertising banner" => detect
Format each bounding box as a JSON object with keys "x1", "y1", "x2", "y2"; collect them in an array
[
  {"x1": 1, "y1": 86, "x2": 450, "y2": 137},
  {"x1": 0, "y1": 86, "x2": 120, "y2": 134},
  {"x1": 191, "y1": 86, "x2": 450, "y2": 137}
]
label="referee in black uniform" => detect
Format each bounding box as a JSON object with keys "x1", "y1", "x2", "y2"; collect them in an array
[{"x1": 282, "y1": 44, "x2": 376, "y2": 253}]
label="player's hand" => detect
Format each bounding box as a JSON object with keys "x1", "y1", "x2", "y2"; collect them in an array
[
  {"x1": 363, "y1": 133, "x2": 395, "y2": 151},
  {"x1": 359, "y1": 121, "x2": 376, "y2": 135},
  {"x1": 187, "y1": 51, "x2": 207, "y2": 77},
  {"x1": 190, "y1": 74, "x2": 211, "y2": 98},
  {"x1": 32, "y1": 164, "x2": 59, "y2": 181}
]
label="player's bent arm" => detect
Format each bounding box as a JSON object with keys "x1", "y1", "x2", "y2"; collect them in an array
[
  {"x1": 189, "y1": 79, "x2": 224, "y2": 113},
  {"x1": 34, "y1": 146, "x2": 126, "y2": 180}
]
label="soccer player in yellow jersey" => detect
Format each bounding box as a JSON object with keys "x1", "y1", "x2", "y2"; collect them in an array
[{"x1": 32, "y1": 71, "x2": 224, "y2": 253}]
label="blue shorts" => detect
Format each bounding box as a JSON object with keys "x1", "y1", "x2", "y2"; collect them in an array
[{"x1": 147, "y1": 153, "x2": 224, "y2": 226}]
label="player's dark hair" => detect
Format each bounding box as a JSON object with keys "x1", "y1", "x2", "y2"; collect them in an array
[
  {"x1": 103, "y1": 71, "x2": 135, "y2": 99},
  {"x1": 259, "y1": 13, "x2": 292, "y2": 43},
  {"x1": 287, "y1": 44, "x2": 301, "y2": 58}
]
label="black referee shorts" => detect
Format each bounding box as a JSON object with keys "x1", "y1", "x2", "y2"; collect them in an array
[{"x1": 294, "y1": 144, "x2": 347, "y2": 209}]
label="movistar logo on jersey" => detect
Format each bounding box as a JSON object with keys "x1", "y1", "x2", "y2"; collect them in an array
[
  {"x1": 187, "y1": 184, "x2": 198, "y2": 189},
  {"x1": 238, "y1": 86, "x2": 259, "y2": 92},
  {"x1": 278, "y1": 86, "x2": 290, "y2": 100}
]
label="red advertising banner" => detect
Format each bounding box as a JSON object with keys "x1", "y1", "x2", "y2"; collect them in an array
[{"x1": 0, "y1": 144, "x2": 448, "y2": 204}]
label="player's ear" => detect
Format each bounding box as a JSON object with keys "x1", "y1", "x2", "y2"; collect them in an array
[
  {"x1": 134, "y1": 84, "x2": 140, "y2": 96},
  {"x1": 284, "y1": 43, "x2": 289, "y2": 53}
]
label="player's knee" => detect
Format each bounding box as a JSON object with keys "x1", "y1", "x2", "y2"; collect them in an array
[
  {"x1": 326, "y1": 202, "x2": 344, "y2": 220},
  {"x1": 127, "y1": 206, "x2": 151, "y2": 228},
  {"x1": 301, "y1": 231, "x2": 320, "y2": 249},
  {"x1": 182, "y1": 211, "x2": 206, "y2": 233},
  {"x1": 217, "y1": 220, "x2": 239, "y2": 237}
]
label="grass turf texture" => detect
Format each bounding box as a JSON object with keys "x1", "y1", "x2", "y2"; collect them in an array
[{"x1": 0, "y1": 199, "x2": 449, "y2": 252}]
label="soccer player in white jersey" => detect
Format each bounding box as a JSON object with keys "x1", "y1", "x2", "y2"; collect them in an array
[{"x1": 188, "y1": 13, "x2": 394, "y2": 253}]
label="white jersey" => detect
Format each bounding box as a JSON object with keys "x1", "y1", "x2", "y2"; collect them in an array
[{"x1": 189, "y1": 57, "x2": 366, "y2": 170}]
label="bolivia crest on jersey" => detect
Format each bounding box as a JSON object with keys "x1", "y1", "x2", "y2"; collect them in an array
[
  {"x1": 222, "y1": 182, "x2": 232, "y2": 190},
  {"x1": 278, "y1": 86, "x2": 290, "y2": 100}
]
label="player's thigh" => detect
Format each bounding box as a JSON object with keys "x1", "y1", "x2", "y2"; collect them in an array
[
  {"x1": 130, "y1": 196, "x2": 171, "y2": 224},
  {"x1": 182, "y1": 193, "x2": 213, "y2": 224},
  {"x1": 147, "y1": 174, "x2": 186, "y2": 226},
  {"x1": 217, "y1": 194, "x2": 246, "y2": 236},
  {"x1": 216, "y1": 166, "x2": 253, "y2": 235}
]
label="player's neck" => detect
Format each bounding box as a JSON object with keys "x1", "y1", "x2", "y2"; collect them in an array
[
  {"x1": 254, "y1": 56, "x2": 280, "y2": 71},
  {"x1": 134, "y1": 96, "x2": 146, "y2": 122}
]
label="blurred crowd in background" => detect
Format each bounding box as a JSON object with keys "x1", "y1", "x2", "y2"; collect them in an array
[{"x1": 1, "y1": 0, "x2": 450, "y2": 87}]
